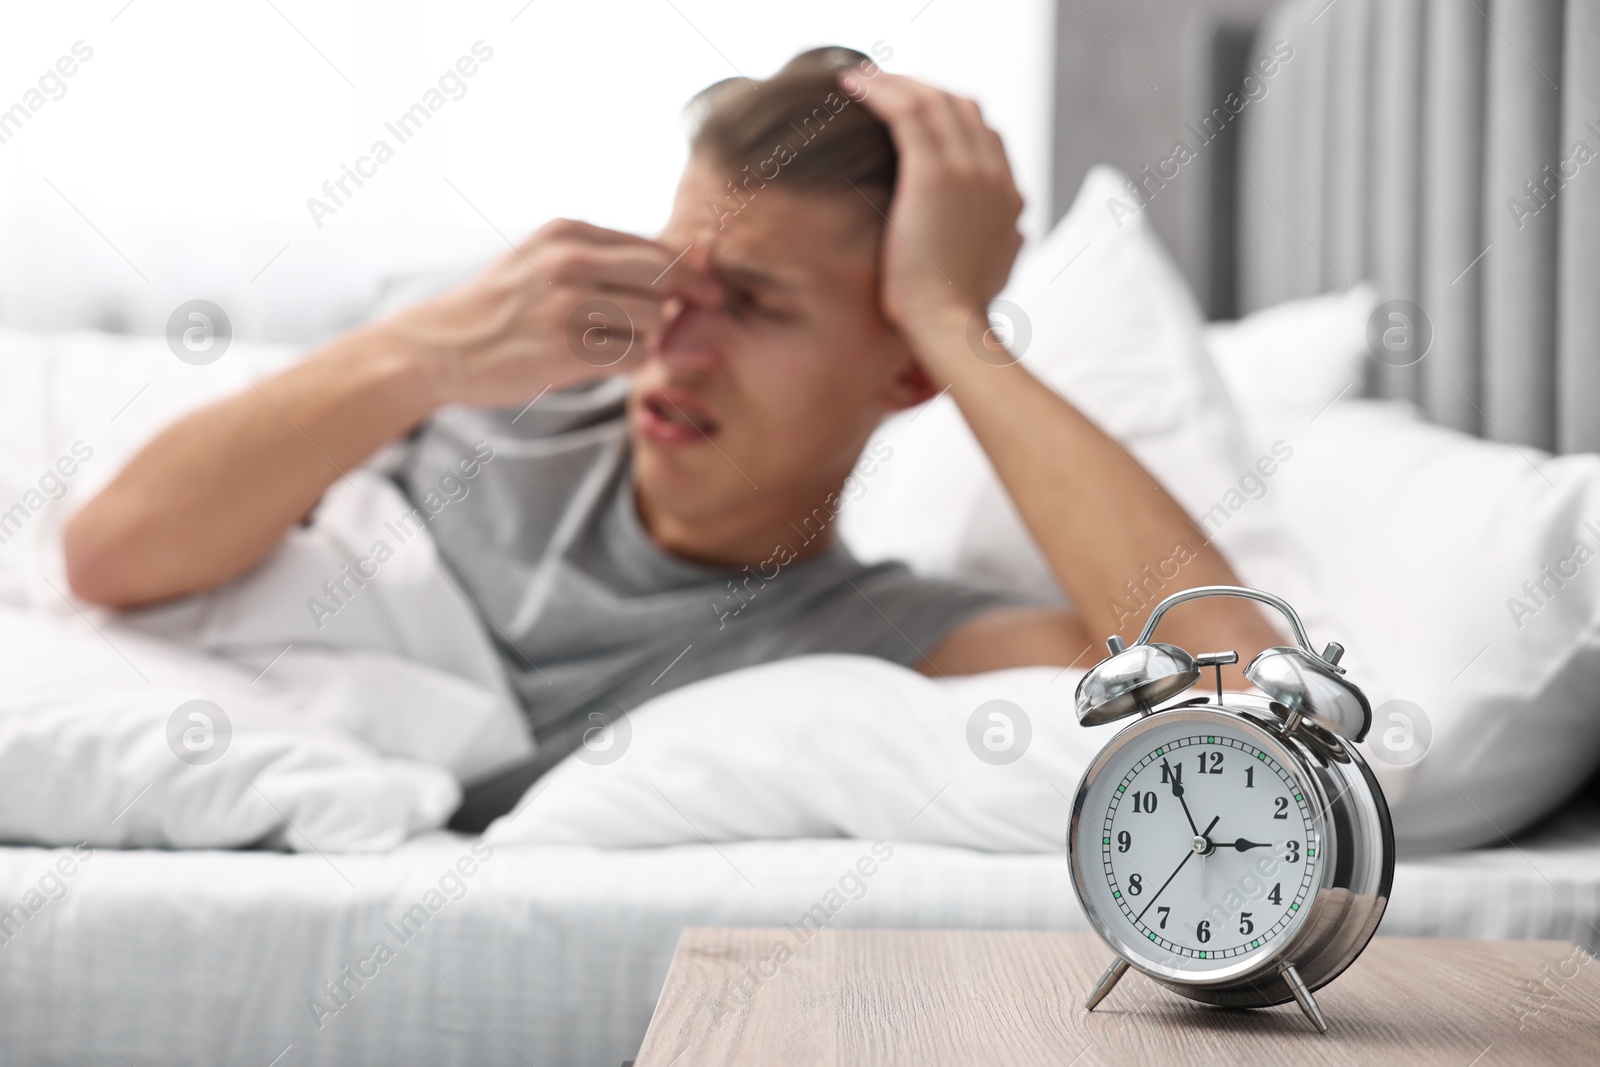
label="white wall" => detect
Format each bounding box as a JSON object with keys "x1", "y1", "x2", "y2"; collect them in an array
[{"x1": 0, "y1": 0, "x2": 1052, "y2": 343}]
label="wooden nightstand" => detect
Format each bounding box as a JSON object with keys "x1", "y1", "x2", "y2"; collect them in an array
[{"x1": 633, "y1": 928, "x2": 1600, "y2": 1066}]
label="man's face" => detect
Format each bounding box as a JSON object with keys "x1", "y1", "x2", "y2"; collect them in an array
[{"x1": 628, "y1": 153, "x2": 925, "y2": 539}]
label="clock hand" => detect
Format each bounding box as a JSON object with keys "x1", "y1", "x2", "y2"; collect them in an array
[
  {"x1": 1162, "y1": 759, "x2": 1200, "y2": 838},
  {"x1": 1228, "y1": 838, "x2": 1273, "y2": 851},
  {"x1": 1136, "y1": 815, "x2": 1223, "y2": 923},
  {"x1": 1135, "y1": 849, "x2": 1194, "y2": 923}
]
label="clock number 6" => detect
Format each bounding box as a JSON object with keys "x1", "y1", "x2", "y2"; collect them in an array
[{"x1": 1196, "y1": 920, "x2": 1211, "y2": 944}]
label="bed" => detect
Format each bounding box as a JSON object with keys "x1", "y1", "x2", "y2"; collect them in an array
[
  {"x1": 2, "y1": 796, "x2": 1597, "y2": 1067},
  {"x1": 5, "y1": 3, "x2": 1600, "y2": 1065}
]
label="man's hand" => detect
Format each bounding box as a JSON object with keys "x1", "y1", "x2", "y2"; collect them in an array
[
  {"x1": 385, "y1": 218, "x2": 723, "y2": 409},
  {"x1": 851, "y1": 78, "x2": 1286, "y2": 676},
  {"x1": 65, "y1": 218, "x2": 721, "y2": 608},
  {"x1": 846, "y1": 71, "x2": 1024, "y2": 368}
]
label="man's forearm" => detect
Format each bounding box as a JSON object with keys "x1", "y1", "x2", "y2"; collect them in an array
[
  {"x1": 911, "y1": 309, "x2": 1284, "y2": 660},
  {"x1": 64, "y1": 327, "x2": 445, "y2": 608}
]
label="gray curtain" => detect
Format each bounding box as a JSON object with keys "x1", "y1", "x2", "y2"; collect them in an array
[
  {"x1": 1561, "y1": 0, "x2": 1600, "y2": 453},
  {"x1": 1235, "y1": 0, "x2": 1593, "y2": 453},
  {"x1": 1323, "y1": 0, "x2": 1373, "y2": 291},
  {"x1": 1421, "y1": 0, "x2": 1487, "y2": 437},
  {"x1": 1367, "y1": 0, "x2": 1426, "y2": 404},
  {"x1": 1239, "y1": 0, "x2": 1331, "y2": 311},
  {"x1": 1481, "y1": 1, "x2": 1563, "y2": 452}
]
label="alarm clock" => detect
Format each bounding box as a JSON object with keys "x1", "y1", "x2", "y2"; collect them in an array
[{"x1": 1067, "y1": 585, "x2": 1393, "y2": 1033}]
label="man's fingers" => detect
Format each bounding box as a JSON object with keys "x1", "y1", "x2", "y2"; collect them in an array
[
  {"x1": 855, "y1": 72, "x2": 1022, "y2": 213},
  {"x1": 512, "y1": 219, "x2": 718, "y2": 302},
  {"x1": 518, "y1": 218, "x2": 647, "y2": 251},
  {"x1": 560, "y1": 291, "x2": 666, "y2": 368},
  {"x1": 924, "y1": 91, "x2": 982, "y2": 170},
  {"x1": 846, "y1": 70, "x2": 927, "y2": 122},
  {"x1": 539, "y1": 240, "x2": 720, "y2": 306},
  {"x1": 849, "y1": 72, "x2": 995, "y2": 174},
  {"x1": 949, "y1": 95, "x2": 995, "y2": 166},
  {"x1": 846, "y1": 71, "x2": 949, "y2": 160}
]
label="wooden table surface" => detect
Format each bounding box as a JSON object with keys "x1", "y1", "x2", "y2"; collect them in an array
[{"x1": 633, "y1": 928, "x2": 1600, "y2": 1066}]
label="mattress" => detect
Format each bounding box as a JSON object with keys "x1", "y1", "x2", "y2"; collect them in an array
[{"x1": 2, "y1": 800, "x2": 1597, "y2": 1067}]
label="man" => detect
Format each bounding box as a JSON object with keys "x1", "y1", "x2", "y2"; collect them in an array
[{"x1": 64, "y1": 48, "x2": 1281, "y2": 825}]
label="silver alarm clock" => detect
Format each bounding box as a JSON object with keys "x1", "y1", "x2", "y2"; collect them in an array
[{"x1": 1067, "y1": 585, "x2": 1393, "y2": 1033}]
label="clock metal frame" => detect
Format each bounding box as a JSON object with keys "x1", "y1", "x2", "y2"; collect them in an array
[
  {"x1": 1066, "y1": 585, "x2": 1395, "y2": 1033},
  {"x1": 1069, "y1": 699, "x2": 1393, "y2": 1014}
]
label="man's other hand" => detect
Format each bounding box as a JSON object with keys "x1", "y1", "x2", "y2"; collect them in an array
[
  {"x1": 845, "y1": 71, "x2": 1024, "y2": 370},
  {"x1": 382, "y1": 218, "x2": 725, "y2": 410}
]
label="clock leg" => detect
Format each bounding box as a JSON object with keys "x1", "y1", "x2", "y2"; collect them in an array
[
  {"x1": 1085, "y1": 958, "x2": 1130, "y2": 1011},
  {"x1": 1279, "y1": 962, "x2": 1328, "y2": 1034}
]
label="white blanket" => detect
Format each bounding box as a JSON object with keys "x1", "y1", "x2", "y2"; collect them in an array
[{"x1": 0, "y1": 328, "x2": 529, "y2": 852}]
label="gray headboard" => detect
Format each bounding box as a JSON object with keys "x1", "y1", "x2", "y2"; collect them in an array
[{"x1": 1183, "y1": 0, "x2": 1600, "y2": 454}]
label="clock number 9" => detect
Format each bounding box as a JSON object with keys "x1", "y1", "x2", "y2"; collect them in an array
[{"x1": 1117, "y1": 830, "x2": 1131, "y2": 853}]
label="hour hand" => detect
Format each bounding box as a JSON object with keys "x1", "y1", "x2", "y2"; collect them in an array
[
  {"x1": 1228, "y1": 838, "x2": 1272, "y2": 851},
  {"x1": 1161, "y1": 759, "x2": 1200, "y2": 837}
]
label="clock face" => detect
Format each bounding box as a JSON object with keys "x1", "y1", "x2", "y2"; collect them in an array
[{"x1": 1071, "y1": 709, "x2": 1323, "y2": 980}]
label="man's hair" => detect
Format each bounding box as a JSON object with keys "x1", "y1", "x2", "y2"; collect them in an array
[{"x1": 688, "y1": 46, "x2": 897, "y2": 215}]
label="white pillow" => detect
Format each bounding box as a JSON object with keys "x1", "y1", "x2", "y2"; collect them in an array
[
  {"x1": 1274, "y1": 399, "x2": 1600, "y2": 852},
  {"x1": 840, "y1": 165, "x2": 1345, "y2": 657},
  {"x1": 1203, "y1": 284, "x2": 1379, "y2": 453},
  {"x1": 484, "y1": 654, "x2": 1115, "y2": 852}
]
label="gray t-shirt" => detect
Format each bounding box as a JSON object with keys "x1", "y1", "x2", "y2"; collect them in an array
[{"x1": 395, "y1": 378, "x2": 1015, "y2": 760}]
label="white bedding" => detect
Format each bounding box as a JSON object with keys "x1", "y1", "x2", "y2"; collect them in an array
[
  {"x1": 2, "y1": 801, "x2": 1596, "y2": 1067},
  {"x1": 4, "y1": 302, "x2": 1600, "y2": 1064},
  {"x1": 0, "y1": 327, "x2": 536, "y2": 851}
]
